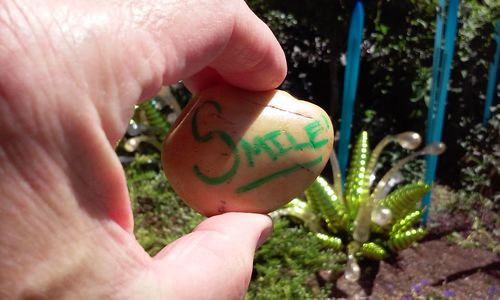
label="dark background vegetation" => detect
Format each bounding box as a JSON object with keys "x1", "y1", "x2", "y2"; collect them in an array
[{"x1": 248, "y1": 0, "x2": 499, "y2": 189}]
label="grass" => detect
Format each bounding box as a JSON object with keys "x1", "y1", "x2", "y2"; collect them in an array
[{"x1": 125, "y1": 153, "x2": 346, "y2": 298}]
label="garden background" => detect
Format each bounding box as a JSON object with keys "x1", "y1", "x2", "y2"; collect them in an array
[{"x1": 118, "y1": 0, "x2": 499, "y2": 298}]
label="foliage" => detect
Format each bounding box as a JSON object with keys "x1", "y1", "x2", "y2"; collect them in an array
[
  {"x1": 125, "y1": 153, "x2": 346, "y2": 298},
  {"x1": 247, "y1": 0, "x2": 500, "y2": 187},
  {"x1": 118, "y1": 84, "x2": 189, "y2": 158},
  {"x1": 247, "y1": 219, "x2": 345, "y2": 299},
  {"x1": 458, "y1": 104, "x2": 500, "y2": 200},
  {"x1": 136, "y1": 99, "x2": 171, "y2": 140},
  {"x1": 126, "y1": 153, "x2": 204, "y2": 255},
  {"x1": 430, "y1": 185, "x2": 499, "y2": 253},
  {"x1": 273, "y1": 131, "x2": 437, "y2": 281}
]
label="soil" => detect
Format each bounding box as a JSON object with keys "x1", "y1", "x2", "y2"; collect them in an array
[
  {"x1": 310, "y1": 188, "x2": 500, "y2": 299},
  {"x1": 325, "y1": 239, "x2": 499, "y2": 300}
]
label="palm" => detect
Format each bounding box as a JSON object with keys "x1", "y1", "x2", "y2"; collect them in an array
[{"x1": 0, "y1": 0, "x2": 285, "y2": 298}]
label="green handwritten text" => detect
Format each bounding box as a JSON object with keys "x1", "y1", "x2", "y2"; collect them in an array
[{"x1": 190, "y1": 100, "x2": 331, "y2": 192}]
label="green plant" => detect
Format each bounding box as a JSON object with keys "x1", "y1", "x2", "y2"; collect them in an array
[
  {"x1": 458, "y1": 104, "x2": 500, "y2": 200},
  {"x1": 273, "y1": 130, "x2": 445, "y2": 281},
  {"x1": 126, "y1": 153, "x2": 204, "y2": 255},
  {"x1": 429, "y1": 185, "x2": 499, "y2": 253},
  {"x1": 120, "y1": 86, "x2": 188, "y2": 155},
  {"x1": 246, "y1": 219, "x2": 345, "y2": 300}
]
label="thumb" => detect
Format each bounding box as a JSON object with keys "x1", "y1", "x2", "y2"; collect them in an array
[{"x1": 151, "y1": 213, "x2": 272, "y2": 299}]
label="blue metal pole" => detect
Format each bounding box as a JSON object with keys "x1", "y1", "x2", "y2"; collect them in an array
[
  {"x1": 422, "y1": 0, "x2": 460, "y2": 224},
  {"x1": 483, "y1": 21, "x2": 500, "y2": 125},
  {"x1": 337, "y1": 1, "x2": 364, "y2": 185},
  {"x1": 426, "y1": 0, "x2": 446, "y2": 144}
]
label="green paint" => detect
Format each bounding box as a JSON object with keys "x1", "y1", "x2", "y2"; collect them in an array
[
  {"x1": 304, "y1": 120, "x2": 329, "y2": 149},
  {"x1": 255, "y1": 135, "x2": 279, "y2": 160},
  {"x1": 191, "y1": 100, "x2": 240, "y2": 185},
  {"x1": 191, "y1": 100, "x2": 221, "y2": 142},
  {"x1": 263, "y1": 130, "x2": 293, "y2": 155},
  {"x1": 285, "y1": 132, "x2": 312, "y2": 151},
  {"x1": 240, "y1": 139, "x2": 256, "y2": 167},
  {"x1": 236, "y1": 156, "x2": 324, "y2": 193},
  {"x1": 241, "y1": 130, "x2": 294, "y2": 167},
  {"x1": 190, "y1": 100, "x2": 330, "y2": 191}
]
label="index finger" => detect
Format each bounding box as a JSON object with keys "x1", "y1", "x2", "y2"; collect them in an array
[{"x1": 126, "y1": 0, "x2": 287, "y2": 94}]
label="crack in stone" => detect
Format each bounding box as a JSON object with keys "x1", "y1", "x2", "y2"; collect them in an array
[{"x1": 243, "y1": 98, "x2": 314, "y2": 119}]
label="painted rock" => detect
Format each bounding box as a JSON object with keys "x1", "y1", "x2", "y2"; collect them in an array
[{"x1": 162, "y1": 84, "x2": 333, "y2": 216}]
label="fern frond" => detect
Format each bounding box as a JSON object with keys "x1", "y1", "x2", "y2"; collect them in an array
[
  {"x1": 360, "y1": 242, "x2": 388, "y2": 260},
  {"x1": 379, "y1": 183, "x2": 430, "y2": 221},
  {"x1": 139, "y1": 99, "x2": 170, "y2": 139},
  {"x1": 305, "y1": 177, "x2": 348, "y2": 233},
  {"x1": 315, "y1": 233, "x2": 343, "y2": 250},
  {"x1": 344, "y1": 131, "x2": 371, "y2": 218},
  {"x1": 389, "y1": 210, "x2": 423, "y2": 236},
  {"x1": 387, "y1": 228, "x2": 427, "y2": 252},
  {"x1": 271, "y1": 198, "x2": 307, "y2": 219}
]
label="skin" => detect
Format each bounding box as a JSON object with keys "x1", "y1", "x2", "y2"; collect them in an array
[{"x1": 0, "y1": 0, "x2": 286, "y2": 299}]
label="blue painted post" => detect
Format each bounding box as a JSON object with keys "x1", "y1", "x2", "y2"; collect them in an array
[
  {"x1": 422, "y1": 0, "x2": 460, "y2": 224},
  {"x1": 483, "y1": 21, "x2": 500, "y2": 125},
  {"x1": 337, "y1": 1, "x2": 364, "y2": 184},
  {"x1": 426, "y1": 0, "x2": 446, "y2": 141}
]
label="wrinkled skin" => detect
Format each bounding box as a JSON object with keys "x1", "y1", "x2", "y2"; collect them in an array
[{"x1": 0, "y1": 0, "x2": 286, "y2": 298}]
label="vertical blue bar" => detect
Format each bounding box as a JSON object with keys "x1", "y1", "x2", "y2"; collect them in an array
[
  {"x1": 422, "y1": 0, "x2": 460, "y2": 224},
  {"x1": 483, "y1": 21, "x2": 500, "y2": 125},
  {"x1": 426, "y1": 0, "x2": 446, "y2": 144},
  {"x1": 337, "y1": 1, "x2": 364, "y2": 184}
]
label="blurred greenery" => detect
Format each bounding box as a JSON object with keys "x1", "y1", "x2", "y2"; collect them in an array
[
  {"x1": 126, "y1": 153, "x2": 204, "y2": 255},
  {"x1": 247, "y1": 219, "x2": 346, "y2": 299},
  {"x1": 122, "y1": 0, "x2": 499, "y2": 297},
  {"x1": 458, "y1": 104, "x2": 500, "y2": 200},
  {"x1": 126, "y1": 154, "x2": 345, "y2": 298},
  {"x1": 430, "y1": 185, "x2": 499, "y2": 253},
  {"x1": 247, "y1": 0, "x2": 500, "y2": 187}
]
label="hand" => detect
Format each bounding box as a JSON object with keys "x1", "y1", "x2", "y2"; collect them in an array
[{"x1": 0, "y1": 0, "x2": 286, "y2": 298}]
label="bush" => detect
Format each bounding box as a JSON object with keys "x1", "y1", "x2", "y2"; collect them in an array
[{"x1": 458, "y1": 104, "x2": 500, "y2": 200}]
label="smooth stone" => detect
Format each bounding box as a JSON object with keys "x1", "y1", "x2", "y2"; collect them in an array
[{"x1": 162, "y1": 84, "x2": 333, "y2": 216}]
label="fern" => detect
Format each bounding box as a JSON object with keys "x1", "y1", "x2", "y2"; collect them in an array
[
  {"x1": 315, "y1": 233, "x2": 343, "y2": 251},
  {"x1": 344, "y1": 131, "x2": 370, "y2": 218},
  {"x1": 139, "y1": 98, "x2": 171, "y2": 139},
  {"x1": 304, "y1": 177, "x2": 348, "y2": 233},
  {"x1": 387, "y1": 228, "x2": 427, "y2": 252},
  {"x1": 379, "y1": 183, "x2": 430, "y2": 221},
  {"x1": 272, "y1": 130, "x2": 442, "y2": 282},
  {"x1": 360, "y1": 242, "x2": 388, "y2": 260},
  {"x1": 389, "y1": 209, "x2": 423, "y2": 236}
]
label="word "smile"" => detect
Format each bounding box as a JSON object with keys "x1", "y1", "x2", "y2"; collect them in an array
[{"x1": 191, "y1": 100, "x2": 331, "y2": 192}]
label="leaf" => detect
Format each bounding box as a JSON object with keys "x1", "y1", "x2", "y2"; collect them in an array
[{"x1": 344, "y1": 131, "x2": 371, "y2": 218}]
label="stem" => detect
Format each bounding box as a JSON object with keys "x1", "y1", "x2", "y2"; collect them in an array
[
  {"x1": 366, "y1": 135, "x2": 394, "y2": 181},
  {"x1": 371, "y1": 142, "x2": 445, "y2": 205},
  {"x1": 330, "y1": 150, "x2": 346, "y2": 209}
]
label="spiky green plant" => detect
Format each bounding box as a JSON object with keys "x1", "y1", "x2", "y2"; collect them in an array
[
  {"x1": 272, "y1": 131, "x2": 445, "y2": 282},
  {"x1": 137, "y1": 99, "x2": 171, "y2": 140},
  {"x1": 121, "y1": 98, "x2": 174, "y2": 153}
]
